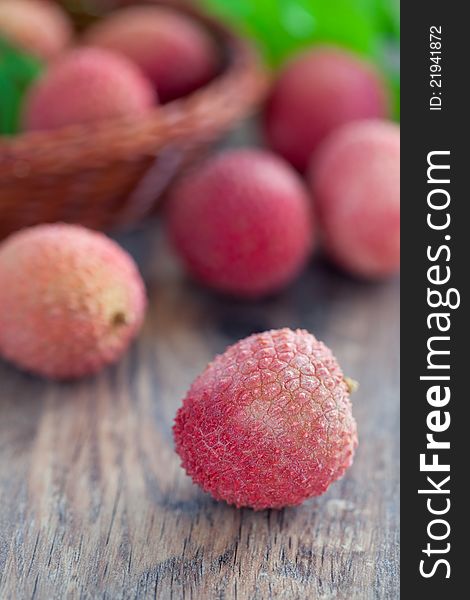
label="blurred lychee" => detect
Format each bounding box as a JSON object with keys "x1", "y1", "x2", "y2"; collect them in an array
[
  {"x1": 85, "y1": 5, "x2": 218, "y2": 102},
  {"x1": 0, "y1": 0, "x2": 72, "y2": 61},
  {"x1": 167, "y1": 149, "x2": 315, "y2": 298},
  {"x1": 264, "y1": 47, "x2": 389, "y2": 171},
  {"x1": 23, "y1": 47, "x2": 155, "y2": 131},
  {"x1": 0, "y1": 224, "x2": 146, "y2": 379},
  {"x1": 310, "y1": 119, "x2": 400, "y2": 279}
]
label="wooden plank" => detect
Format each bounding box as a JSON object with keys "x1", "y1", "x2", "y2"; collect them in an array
[{"x1": 0, "y1": 224, "x2": 399, "y2": 599}]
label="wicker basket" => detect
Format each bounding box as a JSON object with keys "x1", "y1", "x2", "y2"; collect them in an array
[{"x1": 0, "y1": 1, "x2": 268, "y2": 240}]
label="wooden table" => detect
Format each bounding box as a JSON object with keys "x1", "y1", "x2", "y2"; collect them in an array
[{"x1": 0, "y1": 205, "x2": 399, "y2": 599}]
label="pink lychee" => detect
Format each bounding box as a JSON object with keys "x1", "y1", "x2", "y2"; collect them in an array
[
  {"x1": 310, "y1": 119, "x2": 400, "y2": 279},
  {"x1": 0, "y1": 0, "x2": 73, "y2": 61},
  {"x1": 23, "y1": 47, "x2": 155, "y2": 131},
  {"x1": 167, "y1": 149, "x2": 315, "y2": 298},
  {"x1": 85, "y1": 5, "x2": 218, "y2": 103},
  {"x1": 0, "y1": 224, "x2": 147, "y2": 379},
  {"x1": 174, "y1": 328, "x2": 358, "y2": 510},
  {"x1": 264, "y1": 46, "x2": 389, "y2": 172}
]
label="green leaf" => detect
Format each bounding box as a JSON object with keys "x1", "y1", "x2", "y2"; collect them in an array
[{"x1": 0, "y1": 37, "x2": 44, "y2": 135}]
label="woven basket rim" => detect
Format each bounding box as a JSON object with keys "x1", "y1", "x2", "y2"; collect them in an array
[{"x1": 0, "y1": 2, "x2": 268, "y2": 180}]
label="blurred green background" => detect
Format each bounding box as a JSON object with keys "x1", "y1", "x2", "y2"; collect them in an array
[{"x1": 0, "y1": 39, "x2": 43, "y2": 135}]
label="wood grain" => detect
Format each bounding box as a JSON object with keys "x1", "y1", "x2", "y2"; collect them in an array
[{"x1": 0, "y1": 223, "x2": 399, "y2": 600}]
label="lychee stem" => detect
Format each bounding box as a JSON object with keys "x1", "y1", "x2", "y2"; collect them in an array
[
  {"x1": 345, "y1": 377, "x2": 359, "y2": 394},
  {"x1": 111, "y1": 312, "x2": 128, "y2": 327}
]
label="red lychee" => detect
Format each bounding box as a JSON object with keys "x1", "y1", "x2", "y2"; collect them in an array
[
  {"x1": 84, "y1": 5, "x2": 218, "y2": 103},
  {"x1": 310, "y1": 119, "x2": 400, "y2": 279},
  {"x1": 0, "y1": 224, "x2": 147, "y2": 380},
  {"x1": 0, "y1": 0, "x2": 72, "y2": 61},
  {"x1": 23, "y1": 48, "x2": 155, "y2": 131},
  {"x1": 264, "y1": 47, "x2": 389, "y2": 172},
  {"x1": 167, "y1": 149, "x2": 314, "y2": 299},
  {"x1": 174, "y1": 328, "x2": 358, "y2": 510}
]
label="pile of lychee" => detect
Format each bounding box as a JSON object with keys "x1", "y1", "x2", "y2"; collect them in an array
[
  {"x1": 0, "y1": 1, "x2": 400, "y2": 510},
  {"x1": 169, "y1": 48, "x2": 400, "y2": 294},
  {"x1": 0, "y1": 0, "x2": 219, "y2": 131}
]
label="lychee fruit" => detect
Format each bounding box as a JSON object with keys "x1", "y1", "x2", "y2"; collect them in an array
[
  {"x1": 0, "y1": 0, "x2": 73, "y2": 61},
  {"x1": 264, "y1": 46, "x2": 389, "y2": 172},
  {"x1": 167, "y1": 149, "x2": 314, "y2": 298},
  {"x1": 174, "y1": 328, "x2": 358, "y2": 510},
  {"x1": 0, "y1": 224, "x2": 147, "y2": 379},
  {"x1": 84, "y1": 5, "x2": 218, "y2": 103},
  {"x1": 310, "y1": 119, "x2": 400, "y2": 279},
  {"x1": 23, "y1": 47, "x2": 155, "y2": 131}
]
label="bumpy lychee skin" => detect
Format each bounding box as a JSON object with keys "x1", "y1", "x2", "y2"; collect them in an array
[
  {"x1": 167, "y1": 149, "x2": 314, "y2": 298},
  {"x1": 0, "y1": 224, "x2": 147, "y2": 380},
  {"x1": 264, "y1": 47, "x2": 389, "y2": 172},
  {"x1": 85, "y1": 6, "x2": 218, "y2": 103},
  {"x1": 0, "y1": 0, "x2": 72, "y2": 61},
  {"x1": 174, "y1": 329, "x2": 358, "y2": 510},
  {"x1": 310, "y1": 119, "x2": 400, "y2": 279},
  {"x1": 23, "y1": 48, "x2": 155, "y2": 131}
]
